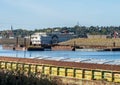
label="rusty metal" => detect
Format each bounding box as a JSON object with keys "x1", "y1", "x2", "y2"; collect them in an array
[
  {"x1": 0, "y1": 56, "x2": 120, "y2": 71},
  {"x1": 51, "y1": 45, "x2": 75, "y2": 51}
]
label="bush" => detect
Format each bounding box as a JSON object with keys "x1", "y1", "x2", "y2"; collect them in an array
[{"x1": 0, "y1": 69, "x2": 60, "y2": 85}]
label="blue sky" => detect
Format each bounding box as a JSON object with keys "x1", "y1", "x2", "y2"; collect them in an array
[{"x1": 0, "y1": 0, "x2": 120, "y2": 30}]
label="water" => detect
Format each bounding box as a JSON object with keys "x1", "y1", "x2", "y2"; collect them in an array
[{"x1": 0, "y1": 45, "x2": 120, "y2": 60}]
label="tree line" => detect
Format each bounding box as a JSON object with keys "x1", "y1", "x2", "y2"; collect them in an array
[{"x1": 0, "y1": 25, "x2": 120, "y2": 38}]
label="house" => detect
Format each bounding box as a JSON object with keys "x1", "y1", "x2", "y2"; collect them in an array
[
  {"x1": 31, "y1": 32, "x2": 49, "y2": 45},
  {"x1": 31, "y1": 32, "x2": 75, "y2": 45}
]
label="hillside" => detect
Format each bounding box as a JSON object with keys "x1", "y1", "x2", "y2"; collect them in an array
[{"x1": 59, "y1": 38, "x2": 120, "y2": 47}]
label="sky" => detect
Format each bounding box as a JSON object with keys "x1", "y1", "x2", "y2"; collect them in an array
[{"x1": 0, "y1": 0, "x2": 120, "y2": 30}]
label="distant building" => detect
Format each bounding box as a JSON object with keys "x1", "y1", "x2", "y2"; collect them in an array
[{"x1": 31, "y1": 32, "x2": 75, "y2": 45}]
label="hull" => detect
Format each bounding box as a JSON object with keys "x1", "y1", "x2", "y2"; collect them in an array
[
  {"x1": 76, "y1": 48, "x2": 104, "y2": 52},
  {"x1": 51, "y1": 45, "x2": 75, "y2": 51}
]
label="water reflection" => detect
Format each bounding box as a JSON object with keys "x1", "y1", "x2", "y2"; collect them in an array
[{"x1": 0, "y1": 45, "x2": 120, "y2": 60}]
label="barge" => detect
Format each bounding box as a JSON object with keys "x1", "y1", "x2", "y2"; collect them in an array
[
  {"x1": 0, "y1": 56, "x2": 120, "y2": 83},
  {"x1": 51, "y1": 45, "x2": 75, "y2": 51}
]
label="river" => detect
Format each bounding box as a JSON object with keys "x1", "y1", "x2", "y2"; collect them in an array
[{"x1": 0, "y1": 45, "x2": 120, "y2": 61}]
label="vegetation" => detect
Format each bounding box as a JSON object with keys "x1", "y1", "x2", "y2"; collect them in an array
[
  {"x1": 0, "y1": 69, "x2": 63, "y2": 85},
  {"x1": 60, "y1": 38, "x2": 120, "y2": 47},
  {"x1": 0, "y1": 69, "x2": 119, "y2": 85},
  {"x1": 1, "y1": 25, "x2": 120, "y2": 38}
]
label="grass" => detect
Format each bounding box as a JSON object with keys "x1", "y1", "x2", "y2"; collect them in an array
[{"x1": 59, "y1": 38, "x2": 120, "y2": 47}]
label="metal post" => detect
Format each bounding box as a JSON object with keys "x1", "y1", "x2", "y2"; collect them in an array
[
  {"x1": 102, "y1": 71, "x2": 104, "y2": 80},
  {"x1": 29, "y1": 34, "x2": 32, "y2": 46},
  {"x1": 73, "y1": 68, "x2": 76, "y2": 78},
  {"x1": 5, "y1": 62, "x2": 7, "y2": 69},
  {"x1": 28, "y1": 64, "x2": 31, "y2": 74},
  {"x1": 35, "y1": 65, "x2": 37, "y2": 75},
  {"x1": 16, "y1": 63, "x2": 18, "y2": 70},
  {"x1": 42, "y1": 65, "x2": 44, "y2": 74},
  {"x1": 24, "y1": 38, "x2": 26, "y2": 47},
  {"x1": 111, "y1": 72, "x2": 114, "y2": 85},
  {"x1": 24, "y1": 50, "x2": 26, "y2": 58},
  {"x1": 10, "y1": 62, "x2": 12, "y2": 70},
  {"x1": 82, "y1": 69, "x2": 85, "y2": 79},
  {"x1": 22, "y1": 63, "x2": 24, "y2": 71},
  {"x1": 92, "y1": 70, "x2": 94, "y2": 80},
  {"x1": 0, "y1": 61, "x2": 1, "y2": 68},
  {"x1": 16, "y1": 37, "x2": 19, "y2": 47},
  {"x1": 57, "y1": 67, "x2": 59, "y2": 76},
  {"x1": 111, "y1": 65, "x2": 114, "y2": 82},
  {"x1": 49, "y1": 66, "x2": 52, "y2": 75},
  {"x1": 16, "y1": 50, "x2": 18, "y2": 57},
  {"x1": 65, "y1": 68, "x2": 67, "y2": 77}
]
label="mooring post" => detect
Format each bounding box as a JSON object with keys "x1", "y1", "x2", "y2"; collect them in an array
[
  {"x1": 24, "y1": 38, "x2": 26, "y2": 47},
  {"x1": 29, "y1": 34, "x2": 32, "y2": 46},
  {"x1": 16, "y1": 37, "x2": 19, "y2": 47},
  {"x1": 113, "y1": 42, "x2": 115, "y2": 47}
]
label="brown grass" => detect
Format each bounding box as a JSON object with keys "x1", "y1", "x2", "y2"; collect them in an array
[{"x1": 59, "y1": 38, "x2": 120, "y2": 47}]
